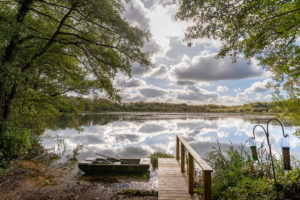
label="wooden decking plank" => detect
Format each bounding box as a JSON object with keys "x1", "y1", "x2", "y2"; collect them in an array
[{"x1": 158, "y1": 158, "x2": 199, "y2": 200}]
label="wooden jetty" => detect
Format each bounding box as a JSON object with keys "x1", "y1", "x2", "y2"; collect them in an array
[{"x1": 158, "y1": 135, "x2": 213, "y2": 200}]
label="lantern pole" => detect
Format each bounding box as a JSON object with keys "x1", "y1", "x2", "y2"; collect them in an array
[
  {"x1": 252, "y1": 124, "x2": 279, "y2": 199},
  {"x1": 252, "y1": 118, "x2": 289, "y2": 199}
]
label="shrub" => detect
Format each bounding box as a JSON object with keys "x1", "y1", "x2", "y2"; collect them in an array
[
  {"x1": 206, "y1": 142, "x2": 300, "y2": 200},
  {"x1": 118, "y1": 188, "x2": 158, "y2": 196},
  {"x1": 149, "y1": 151, "x2": 174, "y2": 170},
  {"x1": 0, "y1": 125, "x2": 33, "y2": 168}
]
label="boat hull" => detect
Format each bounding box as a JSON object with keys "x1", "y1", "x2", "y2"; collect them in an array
[{"x1": 78, "y1": 158, "x2": 150, "y2": 174}]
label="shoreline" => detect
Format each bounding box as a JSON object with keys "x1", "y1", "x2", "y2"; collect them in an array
[{"x1": 0, "y1": 157, "x2": 158, "y2": 200}]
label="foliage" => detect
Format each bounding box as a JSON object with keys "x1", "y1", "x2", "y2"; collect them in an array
[
  {"x1": 176, "y1": 0, "x2": 300, "y2": 132},
  {"x1": 44, "y1": 179, "x2": 50, "y2": 185},
  {"x1": 194, "y1": 187, "x2": 203, "y2": 195},
  {"x1": 142, "y1": 173, "x2": 149, "y2": 180},
  {"x1": 118, "y1": 188, "x2": 158, "y2": 197},
  {"x1": 149, "y1": 151, "x2": 174, "y2": 170},
  {"x1": 0, "y1": 0, "x2": 151, "y2": 166},
  {"x1": 0, "y1": 125, "x2": 33, "y2": 168},
  {"x1": 69, "y1": 144, "x2": 83, "y2": 161},
  {"x1": 206, "y1": 143, "x2": 300, "y2": 200},
  {"x1": 272, "y1": 95, "x2": 300, "y2": 136}
]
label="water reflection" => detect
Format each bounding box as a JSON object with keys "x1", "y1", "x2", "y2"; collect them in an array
[{"x1": 41, "y1": 113, "x2": 300, "y2": 164}]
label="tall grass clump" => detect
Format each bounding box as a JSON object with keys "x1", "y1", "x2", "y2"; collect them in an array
[
  {"x1": 149, "y1": 151, "x2": 174, "y2": 170},
  {"x1": 206, "y1": 142, "x2": 300, "y2": 200}
]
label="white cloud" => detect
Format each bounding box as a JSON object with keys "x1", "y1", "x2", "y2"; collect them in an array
[
  {"x1": 244, "y1": 79, "x2": 273, "y2": 94},
  {"x1": 176, "y1": 85, "x2": 218, "y2": 102},
  {"x1": 115, "y1": 77, "x2": 147, "y2": 88},
  {"x1": 217, "y1": 86, "x2": 229, "y2": 93},
  {"x1": 138, "y1": 86, "x2": 169, "y2": 98},
  {"x1": 170, "y1": 54, "x2": 265, "y2": 82},
  {"x1": 141, "y1": 0, "x2": 174, "y2": 9},
  {"x1": 148, "y1": 4, "x2": 189, "y2": 50},
  {"x1": 174, "y1": 80, "x2": 211, "y2": 87},
  {"x1": 176, "y1": 90, "x2": 218, "y2": 101},
  {"x1": 147, "y1": 64, "x2": 168, "y2": 78},
  {"x1": 234, "y1": 88, "x2": 241, "y2": 93},
  {"x1": 163, "y1": 37, "x2": 219, "y2": 63},
  {"x1": 123, "y1": 0, "x2": 150, "y2": 31},
  {"x1": 131, "y1": 63, "x2": 152, "y2": 76},
  {"x1": 117, "y1": 0, "x2": 275, "y2": 106}
]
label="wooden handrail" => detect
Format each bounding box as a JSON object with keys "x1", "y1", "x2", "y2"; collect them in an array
[
  {"x1": 177, "y1": 135, "x2": 213, "y2": 171},
  {"x1": 176, "y1": 135, "x2": 213, "y2": 200}
]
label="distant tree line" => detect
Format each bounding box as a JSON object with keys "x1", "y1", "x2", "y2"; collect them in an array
[{"x1": 62, "y1": 96, "x2": 277, "y2": 114}]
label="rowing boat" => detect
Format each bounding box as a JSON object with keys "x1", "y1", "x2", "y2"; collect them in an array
[{"x1": 78, "y1": 157, "x2": 150, "y2": 174}]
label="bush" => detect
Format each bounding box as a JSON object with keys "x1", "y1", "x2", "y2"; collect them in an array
[
  {"x1": 118, "y1": 188, "x2": 157, "y2": 196},
  {"x1": 206, "y1": 143, "x2": 300, "y2": 200},
  {"x1": 149, "y1": 151, "x2": 174, "y2": 170},
  {"x1": 0, "y1": 125, "x2": 33, "y2": 168}
]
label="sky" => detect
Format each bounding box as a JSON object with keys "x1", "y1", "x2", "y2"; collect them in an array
[{"x1": 113, "y1": 0, "x2": 274, "y2": 106}]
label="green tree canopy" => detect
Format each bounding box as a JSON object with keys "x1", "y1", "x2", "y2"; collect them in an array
[
  {"x1": 176, "y1": 0, "x2": 300, "y2": 130},
  {"x1": 0, "y1": 0, "x2": 152, "y2": 165},
  {"x1": 0, "y1": 0, "x2": 151, "y2": 123}
]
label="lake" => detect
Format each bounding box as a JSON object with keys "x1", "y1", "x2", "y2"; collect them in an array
[{"x1": 41, "y1": 112, "x2": 300, "y2": 164}]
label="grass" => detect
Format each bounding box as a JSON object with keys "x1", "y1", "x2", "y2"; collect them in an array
[
  {"x1": 205, "y1": 142, "x2": 300, "y2": 200},
  {"x1": 149, "y1": 151, "x2": 174, "y2": 170},
  {"x1": 118, "y1": 188, "x2": 158, "y2": 196}
]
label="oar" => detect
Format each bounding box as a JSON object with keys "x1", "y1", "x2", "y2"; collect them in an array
[
  {"x1": 98, "y1": 157, "x2": 113, "y2": 164},
  {"x1": 95, "y1": 153, "x2": 133, "y2": 164}
]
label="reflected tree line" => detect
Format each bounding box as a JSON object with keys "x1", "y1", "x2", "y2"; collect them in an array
[
  {"x1": 43, "y1": 114, "x2": 120, "y2": 130},
  {"x1": 37, "y1": 96, "x2": 294, "y2": 131},
  {"x1": 43, "y1": 113, "x2": 293, "y2": 131}
]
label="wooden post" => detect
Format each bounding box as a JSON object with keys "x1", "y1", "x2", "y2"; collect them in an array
[
  {"x1": 203, "y1": 170, "x2": 212, "y2": 200},
  {"x1": 176, "y1": 136, "x2": 179, "y2": 160},
  {"x1": 188, "y1": 152, "x2": 194, "y2": 193},
  {"x1": 181, "y1": 143, "x2": 185, "y2": 173}
]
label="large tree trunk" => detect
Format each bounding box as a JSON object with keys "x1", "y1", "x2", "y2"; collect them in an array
[
  {"x1": 0, "y1": 0, "x2": 34, "y2": 123},
  {"x1": 2, "y1": 84, "x2": 19, "y2": 121},
  {"x1": 1, "y1": 0, "x2": 35, "y2": 65},
  {"x1": 1, "y1": 0, "x2": 77, "y2": 123}
]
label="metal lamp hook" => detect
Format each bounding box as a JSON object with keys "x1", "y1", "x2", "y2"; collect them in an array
[
  {"x1": 252, "y1": 124, "x2": 267, "y2": 139},
  {"x1": 267, "y1": 118, "x2": 288, "y2": 138}
]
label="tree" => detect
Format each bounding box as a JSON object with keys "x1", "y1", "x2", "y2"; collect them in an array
[
  {"x1": 0, "y1": 0, "x2": 151, "y2": 121},
  {"x1": 0, "y1": 0, "x2": 151, "y2": 165},
  {"x1": 176, "y1": 0, "x2": 300, "y2": 133}
]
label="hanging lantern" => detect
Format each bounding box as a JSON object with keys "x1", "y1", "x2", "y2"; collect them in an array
[
  {"x1": 249, "y1": 138, "x2": 258, "y2": 161},
  {"x1": 282, "y1": 136, "x2": 291, "y2": 170},
  {"x1": 250, "y1": 145, "x2": 258, "y2": 161},
  {"x1": 282, "y1": 147, "x2": 291, "y2": 170}
]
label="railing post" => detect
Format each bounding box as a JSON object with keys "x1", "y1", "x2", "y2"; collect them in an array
[
  {"x1": 176, "y1": 136, "x2": 179, "y2": 160},
  {"x1": 203, "y1": 170, "x2": 212, "y2": 200},
  {"x1": 181, "y1": 143, "x2": 185, "y2": 172},
  {"x1": 188, "y1": 152, "x2": 194, "y2": 193}
]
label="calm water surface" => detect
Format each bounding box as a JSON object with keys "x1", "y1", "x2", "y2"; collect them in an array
[{"x1": 41, "y1": 112, "x2": 300, "y2": 163}]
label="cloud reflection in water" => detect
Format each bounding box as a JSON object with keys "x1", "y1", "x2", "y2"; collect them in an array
[{"x1": 41, "y1": 113, "x2": 300, "y2": 162}]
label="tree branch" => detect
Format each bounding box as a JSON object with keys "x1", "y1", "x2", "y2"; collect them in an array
[
  {"x1": 29, "y1": 7, "x2": 86, "y2": 35},
  {"x1": 264, "y1": 7, "x2": 300, "y2": 22},
  {"x1": 50, "y1": 88, "x2": 73, "y2": 97},
  {"x1": 21, "y1": 1, "x2": 79, "y2": 72},
  {"x1": 57, "y1": 31, "x2": 119, "y2": 49}
]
